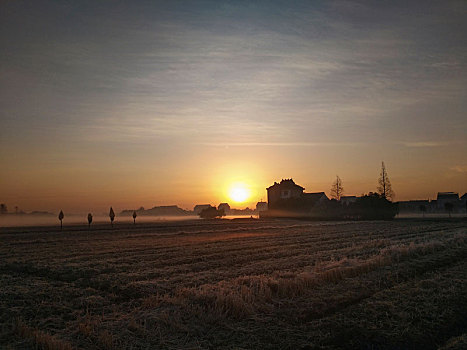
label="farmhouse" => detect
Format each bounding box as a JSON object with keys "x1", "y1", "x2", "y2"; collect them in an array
[
  {"x1": 266, "y1": 179, "x2": 329, "y2": 211},
  {"x1": 256, "y1": 201, "x2": 268, "y2": 212},
  {"x1": 194, "y1": 204, "x2": 211, "y2": 214},
  {"x1": 218, "y1": 203, "x2": 231, "y2": 214},
  {"x1": 340, "y1": 195, "x2": 357, "y2": 205},
  {"x1": 267, "y1": 179, "x2": 304, "y2": 206},
  {"x1": 436, "y1": 192, "x2": 459, "y2": 209}
]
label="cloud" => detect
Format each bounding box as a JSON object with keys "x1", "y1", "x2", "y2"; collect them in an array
[
  {"x1": 198, "y1": 142, "x2": 362, "y2": 147},
  {"x1": 450, "y1": 165, "x2": 467, "y2": 173},
  {"x1": 402, "y1": 142, "x2": 447, "y2": 148}
]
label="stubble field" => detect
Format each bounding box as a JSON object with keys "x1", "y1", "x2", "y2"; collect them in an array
[{"x1": 1, "y1": 218, "x2": 466, "y2": 349}]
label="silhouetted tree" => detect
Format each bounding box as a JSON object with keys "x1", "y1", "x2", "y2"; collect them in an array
[
  {"x1": 419, "y1": 204, "x2": 427, "y2": 218},
  {"x1": 353, "y1": 193, "x2": 398, "y2": 220},
  {"x1": 377, "y1": 162, "x2": 394, "y2": 201},
  {"x1": 109, "y1": 207, "x2": 115, "y2": 227},
  {"x1": 444, "y1": 202, "x2": 454, "y2": 218},
  {"x1": 58, "y1": 210, "x2": 64, "y2": 230},
  {"x1": 87, "y1": 213, "x2": 93, "y2": 228},
  {"x1": 0, "y1": 204, "x2": 7, "y2": 215},
  {"x1": 330, "y1": 175, "x2": 344, "y2": 200},
  {"x1": 199, "y1": 206, "x2": 225, "y2": 219},
  {"x1": 132, "y1": 210, "x2": 137, "y2": 224}
]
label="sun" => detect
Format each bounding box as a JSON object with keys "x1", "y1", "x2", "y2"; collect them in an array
[{"x1": 228, "y1": 183, "x2": 251, "y2": 203}]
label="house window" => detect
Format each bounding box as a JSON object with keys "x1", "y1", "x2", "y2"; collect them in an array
[{"x1": 281, "y1": 190, "x2": 290, "y2": 198}]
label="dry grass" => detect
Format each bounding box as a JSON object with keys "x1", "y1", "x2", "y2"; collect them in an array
[
  {"x1": 14, "y1": 318, "x2": 73, "y2": 350},
  {"x1": 1, "y1": 219, "x2": 466, "y2": 349}
]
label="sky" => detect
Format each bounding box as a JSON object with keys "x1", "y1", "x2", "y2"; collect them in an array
[{"x1": 1, "y1": 0, "x2": 466, "y2": 213}]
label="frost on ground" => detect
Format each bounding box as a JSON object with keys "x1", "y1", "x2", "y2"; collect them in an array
[{"x1": 0, "y1": 219, "x2": 466, "y2": 349}]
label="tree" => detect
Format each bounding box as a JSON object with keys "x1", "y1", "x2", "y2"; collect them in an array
[
  {"x1": 330, "y1": 175, "x2": 344, "y2": 200},
  {"x1": 58, "y1": 210, "x2": 64, "y2": 230},
  {"x1": 109, "y1": 207, "x2": 115, "y2": 227},
  {"x1": 199, "y1": 206, "x2": 225, "y2": 219},
  {"x1": 87, "y1": 213, "x2": 93, "y2": 228},
  {"x1": 377, "y1": 162, "x2": 394, "y2": 201},
  {"x1": 419, "y1": 204, "x2": 427, "y2": 218},
  {"x1": 132, "y1": 210, "x2": 137, "y2": 224},
  {"x1": 444, "y1": 202, "x2": 454, "y2": 218}
]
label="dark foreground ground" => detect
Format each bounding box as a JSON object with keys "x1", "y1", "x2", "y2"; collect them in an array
[{"x1": 0, "y1": 218, "x2": 466, "y2": 349}]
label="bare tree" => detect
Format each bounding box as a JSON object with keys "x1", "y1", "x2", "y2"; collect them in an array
[
  {"x1": 132, "y1": 210, "x2": 137, "y2": 224},
  {"x1": 58, "y1": 210, "x2": 64, "y2": 230},
  {"x1": 377, "y1": 162, "x2": 394, "y2": 201},
  {"x1": 330, "y1": 175, "x2": 344, "y2": 200},
  {"x1": 87, "y1": 213, "x2": 93, "y2": 228},
  {"x1": 109, "y1": 207, "x2": 115, "y2": 227}
]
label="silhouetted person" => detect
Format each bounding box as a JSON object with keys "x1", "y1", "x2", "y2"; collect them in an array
[
  {"x1": 58, "y1": 210, "x2": 64, "y2": 230},
  {"x1": 132, "y1": 210, "x2": 137, "y2": 224},
  {"x1": 109, "y1": 207, "x2": 115, "y2": 227},
  {"x1": 88, "y1": 213, "x2": 93, "y2": 228}
]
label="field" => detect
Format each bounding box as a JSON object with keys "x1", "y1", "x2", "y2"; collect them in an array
[{"x1": 1, "y1": 219, "x2": 466, "y2": 349}]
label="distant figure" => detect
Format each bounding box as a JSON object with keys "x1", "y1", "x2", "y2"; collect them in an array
[
  {"x1": 58, "y1": 210, "x2": 64, "y2": 230},
  {"x1": 109, "y1": 207, "x2": 115, "y2": 227},
  {"x1": 87, "y1": 213, "x2": 93, "y2": 228},
  {"x1": 132, "y1": 210, "x2": 137, "y2": 224},
  {"x1": 444, "y1": 202, "x2": 454, "y2": 218},
  {"x1": 419, "y1": 205, "x2": 427, "y2": 218}
]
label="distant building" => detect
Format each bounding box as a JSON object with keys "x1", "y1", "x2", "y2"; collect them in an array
[
  {"x1": 256, "y1": 201, "x2": 268, "y2": 212},
  {"x1": 267, "y1": 179, "x2": 304, "y2": 208},
  {"x1": 340, "y1": 196, "x2": 357, "y2": 205},
  {"x1": 194, "y1": 204, "x2": 211, "y2": 214},
  {"x1": 303, "y1": 192, "x2": 329, "y2": 206},
  {"x1": 120, "y1": 205, "x2": 189, "y2": 216},
  {"x1": 397, "y1": 200, "x2": 430, "y2": 213},
  {"x1": 436, "y1": 192, "x2": 459, "y2": 209},
  {"x1": 218, "y1": 203, "x2": 231, "y2": 214},
  {"x1": 266, "y1": 178, "x2": 328, "y2": 211}
]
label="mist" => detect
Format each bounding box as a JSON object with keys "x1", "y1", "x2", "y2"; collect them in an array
[{"x1": 0, "y1": 214, "x2": 201, "y2": 228}]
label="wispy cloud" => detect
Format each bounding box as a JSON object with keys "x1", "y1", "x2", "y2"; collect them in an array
[
  {"x1": 402, "y1": 142, "x2": 448, "y2": 148},
  {"x1": 198, "y1": 142, "x2": 362, "y2": 147},
  {"x1": 450, "y1": 165, "x2": 467, "y2": 173}
]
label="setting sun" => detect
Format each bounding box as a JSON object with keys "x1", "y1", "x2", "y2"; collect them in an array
[{"x1": 228, "y1": 183, "x2": 251, "y2": 203}]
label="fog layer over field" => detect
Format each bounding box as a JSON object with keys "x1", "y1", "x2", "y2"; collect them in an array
[{"x1": 0, "y1": 215, "x2": 202, "y2": 227}]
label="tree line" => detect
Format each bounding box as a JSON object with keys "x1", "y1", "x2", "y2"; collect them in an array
[
  {"x1": 55, "y1": 207, "x2": 138, "y2": 230},
  {"x1": 330, "y1": 161, "x2": 394, "y2": 201}
]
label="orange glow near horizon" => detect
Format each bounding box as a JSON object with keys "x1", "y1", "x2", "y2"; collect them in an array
[{"x1": 227, "y1": 182, "x2": 251, "y2": 203}]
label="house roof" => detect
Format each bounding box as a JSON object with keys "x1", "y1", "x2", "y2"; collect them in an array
[
  {"x1": 303, "y1": 192, "x2": 328, "y2": 200},
  {"x1": 194, "y1": 204, "x2": 211, "y2": 210},
  {"x1": 461, "y1": 193, "x2": 467, "y2": 200},
  {"x1": 267, "y1": 179, "x2": 305, "y2": 191},
  {"x1": 340, "y1": 196, "x2": 357, "y2": 199},
  {"x1": 436, "y1": 192, "x2": 459, "y2": 200}
]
